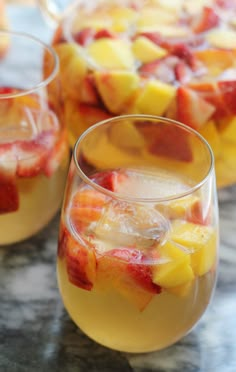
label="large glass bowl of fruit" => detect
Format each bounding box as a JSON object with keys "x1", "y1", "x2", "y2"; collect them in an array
[{"x1": 39, "y1": 0, "x2": 236, "y2": 188}]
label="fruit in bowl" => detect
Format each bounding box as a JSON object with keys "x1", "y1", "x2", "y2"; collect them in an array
[{"x1": 51, "y1": 0, "x2": 236, "y2": 188}]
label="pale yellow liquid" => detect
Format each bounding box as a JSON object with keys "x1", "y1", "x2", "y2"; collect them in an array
[
  {"x1": 57, "y1": 167, "x2": 217, "y2": 352},
  {"x1": 57, "y1": 258, "x2": 216, "y2": 352},
  {"x1": 0, "y1": 160, "x2": 68, "y2": 245}
]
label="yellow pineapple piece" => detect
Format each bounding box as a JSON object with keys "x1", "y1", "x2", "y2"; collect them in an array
[
  {"x1": 199, "y1": 120, "x2": 221, "y2": 159},
  {"x1": 135, "y1": 80, "x2": 176, "y2": 116},
  {"x1": 94, "y1": 70, "x2": 139, "y2": 113},
  {"x1": 54, "y1": 43, "x2": 87, "y2": 98},
  {"x1": 152, "y1": 241, "x2": 194, "y2": 288},
  {"x1": 108, "y1": 119, "x2": 146, "y2": 150},
  {"x1": 110, "y1": 7, "x2": 138, "y2": 32},
  {"x1": 132, "y1": 36, "x2": 167, "y2": 63},
  {"x1": 171, "y1": 221, "x2": 218, "y2": 276},
  {"x1": 207, "y1": 29, "x2": 236, "y2": 49},
  {"x1": 156, "y1": 195, "x2": 200, "y2": 220},
  {"x1": 87, "y1": 39, "x2": 134, "y2": 70},
  {"x1": 218, "y1": 116, "x2": 236, "y2": 143},
  {"x1": 137, "y1": 7, "x2": 178, "y2": 29}
]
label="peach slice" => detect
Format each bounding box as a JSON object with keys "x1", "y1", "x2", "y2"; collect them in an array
[
  {"x1": 96, "y1": 248, "x2": 161, "y2": 311},
  {"x1": 69, "y1": 188, "x2": 107, "y2": 230},
  {"x1": 87, "y1": 39, "x2": 135, "y2": 70},
  {"x1": 135, "y1": 80, "x2": 176, "y2": 116},
  {"x1": 65, "y1": 234, "x2": 96, "y2": 291},
  {"x1": 170, "y1": 221, "x2": 218, "y2": 276},
  {"x1": 94, "y1": 70, "x2": 139, "y2": 114}
]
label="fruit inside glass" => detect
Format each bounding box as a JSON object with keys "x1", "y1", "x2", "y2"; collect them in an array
[
  {"x1": 57, "y1": 114, "x2": 219, "y2": 353},
  {"x1": 38, "y1": 0, "x2": 236, "y2": 189},
  {"x1": 0, "y1": 31, "x2": 69, "y2": 245}
]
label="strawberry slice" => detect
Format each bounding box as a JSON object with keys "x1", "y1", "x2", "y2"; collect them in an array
[
  {"x1": 94, "y1": 29, "x2": 116, "y2": 39},
  {"x1": 188, "y1": 81, "x2": 227, "y2": 119},
  {"x1": 91, "y1": 170, "x2": 127, "y2": 192},
  {"x1": 16, "y1": 131, "x2": 55, "y2": 178},
  {"x1": 218, "y1": 80, "x2": 236, "y2": 115},
  {"x1": 0, "y1": 144, "x2": 19, "y2": 214},
  {"x1": 139, "y1": 56, "x2": 178, "y2": 83},
  {"x1": 44, "y1": 129, "x2": 68, "y2": 177},
  {"x1": 175, "y1": 61, "x2": 193, "y2": 84},
  {"x1": 136, "y1": 31, "x2": 162, "y2": 46},
  {"x1": 73, "y1": 28, "x2": 95, "y2": 46},
  {"x1": 65, "y1": 234, "x2": 96, "y2": 290},
  {"x1": 192, "y1": 6, "x2": 220, "y2": 34},
  {"x1": 177, "y1": 86, "x2": 215, "y2": 129}
]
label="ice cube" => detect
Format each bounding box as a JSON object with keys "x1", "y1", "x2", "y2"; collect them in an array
[{"x1": 94, "y1": 200, "x2": 170, "y2": 251}]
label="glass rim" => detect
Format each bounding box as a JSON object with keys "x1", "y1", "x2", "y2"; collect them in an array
[
  {"x1": 73, "y1": 114, "x2": 215, "y2": 203},
  {"x1": 0, "y1": 30, "x2": 59, "y2": 98}
]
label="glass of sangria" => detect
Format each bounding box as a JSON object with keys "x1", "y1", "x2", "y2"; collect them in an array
[
  {"x1": 57, "y1": 114, "x2": 219, "y2": 353},
  {"x1": 38, "y1": 0, "x2": 236, "y2": 189},
  {"x1": 0, "y1": 31, "x2": 69, "y2": 245}
]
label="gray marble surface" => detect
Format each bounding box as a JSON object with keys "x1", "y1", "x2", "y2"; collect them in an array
[{"x1": 1, "y1": 5, "x2": 236, "y2": 372}]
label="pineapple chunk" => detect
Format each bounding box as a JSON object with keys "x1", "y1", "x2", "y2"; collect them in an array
[
  {"x1": 218, "y1": 116, "x2": 236, "y2": 144},
  {"x1": 94, "y1": 70, "x2": 139, "y2": 113},
  {"x1": 171, "y1": 221, "x2": 217, "y2": 276},
  {"x1": 199, "y1": 120, "x2": 221, "y2": 159},
  {"x1": 110, "y1": 7, "x2": 138, "y2": 32},
  {"x1": 54, "y1": 43, "x2": 87, "y2": 98},
  {"x1": 87, "y1": 39, "x2": 134, "y2": 70},
  {"x1": 132, "y1": 36, "x2": 167, "y2": 63},
  {"x1": 152, "y1": 241, "x2": 194, "y2": 288},
  {"x1": 135, "y1": 80, "x2": 176, "y2": 116},
  {"x1": 156, "y1": 195, "x2": 200, "y2": 219},
  {"x1": 207, "y1": 29, "x2": 236, "y2": 49}
]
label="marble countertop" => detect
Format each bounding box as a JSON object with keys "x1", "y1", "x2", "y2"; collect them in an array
[{"x1": 1, "y1": 5, "x2": 236, "y2": 372}]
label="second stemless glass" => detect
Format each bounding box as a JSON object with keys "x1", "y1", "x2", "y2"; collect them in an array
[
  {"x1": 57, "y1": 115, "x2": 219, "y2": 353},
  {"x1": 0, "y1": 31, "x2": 69, "y2": 245}
]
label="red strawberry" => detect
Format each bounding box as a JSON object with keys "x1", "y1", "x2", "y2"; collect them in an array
[
  {"x1": 187, "y1": 200, "x2": 211, "y2": 226},
  {"x1": 175, "y1": 61, "x2": 193, "y2": 84},
  {"x1": 15, "y1": 131, "x2": 55, "y2": 177},
  {"x1": 218, "y1": 80, "x2": 236, "y2": 115},
  {"x1": 73, "y1": 28, "x2": 95, "y2": 46},
  {"x1": 58, "y1": 225, "x2": 69, "y2": 259},
  {"x1": 107, "y1": 248, "x2": 161, "y2": 294},
  {"x1": 136, "y1": 31, "x2": 162, "y2": 46},
  {"x1": 65, "y1": 234, "x2": 96, "y2": 290},
  {"x1": 192, "y1": 6, "x2": 220, "y2": 34},
  {"x1": 177, "y1": 86, "x2": 215, "y2": 129},
  {"x1": 0, "y1": 144, "x2": 19, "y2": 213},
  {"x1": 92, "y1": 170, "x2": 127, "y2": 192},
  {"x1": 94, "y1": 29, "x2": 116, "y2": 39},
  {"x1": 44, "y1": 130, "x2": 68, "y2": 177},
  {"x1": 139, "y1": 57, "x2": 177, "y2": 83}
]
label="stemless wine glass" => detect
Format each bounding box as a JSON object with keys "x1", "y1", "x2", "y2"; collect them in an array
[
  {"x1": 0, "y1": 31, "x2": 69, "y2": 245},
  {"x1": 57, "y1": 115, "x2": 219, "y2": 353}
]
